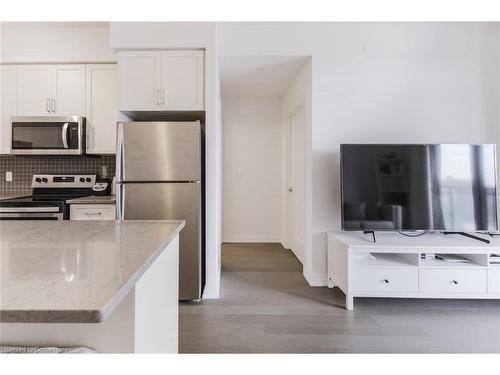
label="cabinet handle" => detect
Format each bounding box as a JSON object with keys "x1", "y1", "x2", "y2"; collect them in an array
[
  {"x1": 51, "y1": 98, "x2": 56, "y2": 113},
  {"x1": 382, "y1": 279, "x2": 389, "y2": 284},
  {"x1": 451, "y1": 280, "x2": 458, "y2": 285},
  {"x1": 156, "y1": 89, "x2": 160, "y2": 105},
  {"x1": 46, "y1": 98, "x2": 51, "y2": 113},
  {"x1": 162, "y1": 89, "x2": 166, "y2": 105}
]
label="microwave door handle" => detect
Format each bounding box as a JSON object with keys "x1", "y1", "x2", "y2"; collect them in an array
[{"x1": 62, "y1": 123, "x2": 69, "y2": 148}]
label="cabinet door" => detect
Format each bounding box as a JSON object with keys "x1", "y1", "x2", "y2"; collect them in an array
[
  {"x1": 18, "y1": 65, "x2": 52, "y2": 115},
  {"x1": 86, "y1": 64, "x2": 118, "y2": 154},
  {"x1": 160, "y1": 51, "x2": 204, "y2": 110},
  {"x1": 118, "y1": 52, "x2": 161, "y2": 111},
  {"x1": 70, "y1": 204, "x2": 116, "y2": 220},
  {"x1": 1, "y1": 66, "x2": 17, "y2": 154},
  {"x1": 53, "y1": 65, "x2": 86, "y2": 115}
]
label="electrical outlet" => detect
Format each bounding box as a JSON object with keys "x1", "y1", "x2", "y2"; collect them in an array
[{"x1": 6, "y1": 171, "x2": 12, "y2": 182}]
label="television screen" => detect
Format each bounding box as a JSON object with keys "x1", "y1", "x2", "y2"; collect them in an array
[{"x1": 341, "y1": 144, "x2": 498, "y2": 231}]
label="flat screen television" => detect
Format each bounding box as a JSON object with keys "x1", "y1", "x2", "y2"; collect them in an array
[{"x1": 340, "y1": 144, "x2": 498, "y2": 231}]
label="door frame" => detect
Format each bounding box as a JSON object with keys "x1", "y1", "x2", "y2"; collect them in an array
[
  {"x1": 286, "y1": 103, "x2": 305, "y2": 261},
  {"x1": 282, "y1": 83, "x2": 312, "y2": 281}
]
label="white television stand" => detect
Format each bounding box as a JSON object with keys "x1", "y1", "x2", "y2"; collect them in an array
[{"x1": 327, "y1": 231, "x2": 500, "y2": 310}]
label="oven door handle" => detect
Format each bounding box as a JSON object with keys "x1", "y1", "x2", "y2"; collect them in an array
[
  {"x1": 62, "y1": 122, "x2": 69, "y2": 149},
  {"x1": 0, "y1": 212, "x2": 63, "y2": 220}
]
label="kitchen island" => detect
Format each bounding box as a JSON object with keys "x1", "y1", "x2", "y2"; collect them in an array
[{"x1": 0, "y1": 220, "x2": 184, "y2": 353}]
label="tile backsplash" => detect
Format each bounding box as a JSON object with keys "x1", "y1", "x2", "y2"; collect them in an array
[{"x1": 0, "y1": 155, "x2": 116, "y2": 198}]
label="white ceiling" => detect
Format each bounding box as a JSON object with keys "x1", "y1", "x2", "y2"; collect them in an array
[{"x1": 219, "y1": 56, "x2": 308, "y2": 98}]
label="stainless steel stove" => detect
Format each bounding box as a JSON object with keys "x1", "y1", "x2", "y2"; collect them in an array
[{"x1": 0, "y1": 174, "x2": 96, "y2": 220}]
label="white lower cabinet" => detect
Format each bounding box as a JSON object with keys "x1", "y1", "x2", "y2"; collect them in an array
[
  {"x1": 352, "y1": 268, "x2": 419, "y2": 293},
  {"x1": 70, "y1": 204, "x2": 116, "y2": 220},
  {"x1": 420, "y1": 269, "x2": 487, "y2": 294}
]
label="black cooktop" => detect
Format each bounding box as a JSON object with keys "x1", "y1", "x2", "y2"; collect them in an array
[{"x1": 0, "y1": 192, "x2": 94, "y2": 207}]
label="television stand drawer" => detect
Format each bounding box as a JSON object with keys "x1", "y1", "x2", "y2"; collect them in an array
[
  {"x1": 351, "y1": 267, "x2": 418, "y2": 293},
  {"x1": 421, "y1": 269, "x2": 487, "y2": 294}
]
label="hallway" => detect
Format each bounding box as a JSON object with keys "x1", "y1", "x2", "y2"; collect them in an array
[{"x1": 179, "y1": 243, "x2": 500, "y2": 353}]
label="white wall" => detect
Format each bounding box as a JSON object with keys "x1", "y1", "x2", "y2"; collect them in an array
[
  {"x1": 222, "y1": 96, "x2": 282, "y2": 242},
  {"x1": 218, "y1": 22, "x2": 500, "y2": 285},
  {"x1": 1, "y1": 22, "x2": 116, "y2": 63},
  {"x1": 110, "y1": 22, "x2": 222, "y2": 299}
]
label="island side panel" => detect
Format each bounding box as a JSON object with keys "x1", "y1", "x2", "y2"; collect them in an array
[{"x1": 134, "y1": 236, "x2": 179, "y2": 354}]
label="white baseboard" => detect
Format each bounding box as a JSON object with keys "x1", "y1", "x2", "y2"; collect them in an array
[
  {"x1": 303, "y1": 271, "x2": 328, "y2": 287},
  {"x1": 222, "y1": 234, "x2": 281, "y2": 243}
]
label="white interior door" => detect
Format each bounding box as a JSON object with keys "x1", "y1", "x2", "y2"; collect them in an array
[
  {"x1": 53, "y1": 65, "x2": 86, "y2": 115},
  {"x1": 288, "y1": 106, "x2": 305, "y2": 264}
]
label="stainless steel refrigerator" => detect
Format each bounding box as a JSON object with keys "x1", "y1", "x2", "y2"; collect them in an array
[{"x1": 116, "y1": 121, "x2": 204, "y2": 300}]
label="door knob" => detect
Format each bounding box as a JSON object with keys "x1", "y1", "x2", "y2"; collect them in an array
[{"x1": 288, "y1": 188, "x2": 293, "y2": 192}]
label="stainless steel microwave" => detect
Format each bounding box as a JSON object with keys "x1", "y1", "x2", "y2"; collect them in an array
[{"x1": 10, "y1": 116, "x2": 86, "y2": 155}]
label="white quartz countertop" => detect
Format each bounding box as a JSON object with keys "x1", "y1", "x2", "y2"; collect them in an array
[
  {"x1": 66, "y1": 195, "x2": 116, "y2": 204},
  {"x1": 0, "y1": 220, "x2": 184, "y2": 323}
]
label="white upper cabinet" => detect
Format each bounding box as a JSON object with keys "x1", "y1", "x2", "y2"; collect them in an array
[
  {"x1": 53, "y1": 65, "x2": 86, "y2": 115},
  {"x1": 1, "y1": 66, "x2": 18, "y2": 154},
  {"x1": 118, "y1": 50, "x2": 204, "y2": 111},
  {"x1": 18, "y1": 65, "x2": 52, "y2": 115},
  {"x1": 119, "y1": 52, "x2": 161, "y2": 111},
  {"x1": 161, "y1": 51, "x2": 204, "y2": 110},
  {"x1": 86, "y1": 64, "x2": 118, "y2": 154},
  {"x1": 18, "y1": 64, "x2": 86, "y2": 116}
]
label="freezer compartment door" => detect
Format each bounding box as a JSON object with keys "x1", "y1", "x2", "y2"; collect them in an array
[
  {"x1": 121, "y1": 182, "x2": 202, "y2": 300},
  {"x1": 117, "y1": 121, "x2": 200, "y2": 182}
]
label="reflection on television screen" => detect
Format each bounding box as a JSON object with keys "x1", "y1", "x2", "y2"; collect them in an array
[{"x1": 341, "y1": 144, "x2": 498, "y2": 231}]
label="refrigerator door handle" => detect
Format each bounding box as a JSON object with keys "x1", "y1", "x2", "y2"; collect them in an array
[
  {"x1": 120, "y1": 183, "x2": 125, "y2": 220},
  {"x1": 116, "y1": 124, "x2": 125, "y2": 182},
  {"x1": 116, "y1": 182, "x2": 121, "y2": 220}
]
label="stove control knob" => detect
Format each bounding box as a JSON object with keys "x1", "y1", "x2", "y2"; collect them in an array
[
  {"x1": 35, "y1": 177, "x2": 42, "y2": 183},
  {"x1": 41, "y1": 178, "x2": 48, "y2": 183},
  {"x1": 85, "y1": 177, "x2": 92, "y2": 182},
  {"x1": 79, "y1": 177, "x2": 86, "y2": 183}
]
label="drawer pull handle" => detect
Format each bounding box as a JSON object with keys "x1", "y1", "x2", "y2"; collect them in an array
[
  {"x1": 84, "y1": 212, "x2": 102, "y2": 215},
  {"x1": 451, "y1": 280, "x2": 459, "y2": 285},
  {"x1": 382, "y1": 279, "x2": 389, "y2": 284}
]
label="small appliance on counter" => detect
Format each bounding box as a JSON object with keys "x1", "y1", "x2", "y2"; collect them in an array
[
  {"x1": 92, "y1": 165, "x2": 112, "y2": 196},
  {"x1": 92, "y1": 180, "x2": 111, "y2": 196},
  {"x1": 0, "y1": 174, "x2": 98, "y2": 220}
]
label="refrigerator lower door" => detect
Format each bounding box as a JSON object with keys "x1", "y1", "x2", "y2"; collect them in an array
[{"x1": 121, "y1": 182, "x2": 202, "y2": 300}]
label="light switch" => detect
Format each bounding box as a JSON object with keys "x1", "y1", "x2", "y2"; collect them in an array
[{"x1": 6, "y1": 171, "x2": 12, "y2": 182}]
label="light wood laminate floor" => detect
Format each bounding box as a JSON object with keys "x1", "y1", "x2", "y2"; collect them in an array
[{"x1": 179, "y1": 243, "x2": 500, "y2": 353}]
